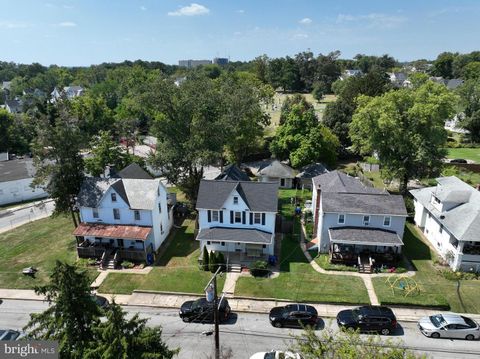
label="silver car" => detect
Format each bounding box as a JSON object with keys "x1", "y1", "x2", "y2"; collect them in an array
[{"x1": 418, "y1": 314, "x2": 480, "y2": 340}]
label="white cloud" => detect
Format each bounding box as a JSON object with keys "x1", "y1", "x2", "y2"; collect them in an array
[
  {"x1": 299, "y1": 17, "x2": 312, "y2": 25},
  {"x1": 140, "y1": 6, "x2": 147, "y2": 11},
  {"x1": 58, "y1": 21, "x2": 77, "y2": 27},
  {"x1": 0, "y1": 21, "x2": 31, "y2": 29},
  {"x1": 168, "y1": 3, "x2": 210, "y2": 17},
  {"x1": 236, "y1": 10, "x2": 245, "y2": 14},
  {"x1": 336, "y1": 13, "x2": 407, "y2": 29}
]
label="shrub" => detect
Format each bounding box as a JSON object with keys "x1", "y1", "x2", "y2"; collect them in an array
[
  {"x1": 250, "y1": 260, "x2": 270, "y2": 277},
  {"x1": 201, "y1": 246, "x2": 209, "y2": 271},
  {"x1": 439, "y1": 269, "x2": 479, "y2": 280},
  {"x1": 209, "y1": 251, "x2": 217, "y2": 273},
  {"x1": 77, "y1": 258, "x2": 97, "y2": 267},
  {"x1": 121, "y1": 260, "x2": 134, "y2": 269}
]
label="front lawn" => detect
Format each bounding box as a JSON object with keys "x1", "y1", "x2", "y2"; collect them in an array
[
  {"x1": 446, "y1": 147, "x2": 480, "y2": 163},
  {"x1": 99, "y1": 218, "x2": 225, "y2": 295},
  {"x1": 0, "y1": 215, "x2": 98, "y2": 288},
  {"x1": 372, "y1": 223, "x2": 480, "y2": 313}
]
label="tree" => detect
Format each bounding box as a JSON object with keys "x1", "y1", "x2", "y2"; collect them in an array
[
  {"x1": 290, "y1": 326, "x2": 422, "y2": 359},
  {"x1": 295, "y1": 51, "x2": 316, "y2": 92},
  {"x1": 84, "y1": 130, "x2": 144, "y2": 177},
  {"x1": 431, "y1": 52, "x2": 456, "y2": 79},
  {"x1": 209, "y1": 251, "x2": 218, "y2": 273},
  {"x1": 457, "y1": 79, "x2": 480, "y2": 143},
  {"x1": 24, "y1": 262, "x2": 101, "y2": 359},
  {"x1": 70, "y1": 93, "x2": 115, "y2": 139},
  {"x1": 462, "y1": 62, "x2": 480, "y2": 81},
  {"x1": 32, "y1": 102, "x2": 85, "y2": 226},
  {"x1": 315, "y1": 51, "x2": 341, "y2": 93},
  {"x1": 350, "y1": 82, "x2": 457, "y2": 193},
  {"x1": 408, "y1": 73, "x2": 430, "y2": 89},
  {"x1": 323, "y1": 99, "x2": 354, "y2": 148},
  {"x1": 312, "y1": 81, "x2": 327, "y2": 102},
  {"x1": 0, "y1": 109, "x2": 14, "y2": 152},
  {"x1": 202, "y1": 246, "x2": 210, "y2": 271},
  {"x1": 84, "y1": 301, "x2": 178, "y2": 359}
]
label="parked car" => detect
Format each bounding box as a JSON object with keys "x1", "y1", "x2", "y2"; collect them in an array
[
  {"x1": 179, "y1": 298, "x2": 231, "y2": 323},
  {"x1": 92, "y1": 294, "x2": 109, "y2": 309},
  {"x1": 0, "y1": 329, "x2": 23, "y2": 341},
  {"x1": 450, "y1": 158, "x2": 467, "y2": 164},
  {"x1": 269, "y1": 304, "x2": 318, "y2": 328},
  {"x1": 336, "y1": 306, "x2": 397, "y2": 335},
  {"x1": 418, "y1": 314, "x2": 480, "y2": 340},
  {"x1": 250, "y1": 350, "x2": 302, "y2": 359}
]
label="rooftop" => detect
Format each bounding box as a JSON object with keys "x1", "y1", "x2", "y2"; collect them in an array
[
  {"x1": 257, "y1": 160, "x2": 296, "y2": 178},
  {"x1": 73, "y1": 222, "x2": 152, "y2": 241},
  {"x1": 0, "y1": 159, "x2": 37, "y2": 183},
  {"x1": 197, "y1": 227, "x2": 273, "y2": 244},
  {"x1": 329, "y1": 227, "x2": 404, "y2": 247},
  {"x1": 322, "y1": 192, "x2": 407, "y2": 216},
  {"x1": 214, "y1": 164, "x2": 250, "y2": 181},
  {"x1": 312, "y1": 170, "x2": 385, "y2": 194}
]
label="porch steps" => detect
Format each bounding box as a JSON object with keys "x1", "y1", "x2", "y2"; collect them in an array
[
  {"x1": 358, "y1": 264, "x2": 372, "y2": 274},
  {"x1": 106, "y1": 259, "x2": 117, "y2": 270},
  {"x1": 229, "y1": 264, "x2": 242, "y2": 273}
]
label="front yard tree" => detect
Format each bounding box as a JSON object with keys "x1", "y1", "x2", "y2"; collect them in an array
[
  {"x1": 85, "y1": 301, "x2": 178, "y2": 359},
  {"x1": 32, "y1": 102, "x2": 85, "y2": 226},
  {"x1": 202, "y1": 246, "x2": 210, "y2": 271},
  {"x1": 350, "y1": 82, "x2": 457, "y2": 194},
  {"x1": 24, "y1": 262, "x2": 101, "y2": 359},
  {"x1": 457, "y1": 79, "x2": 480, "y2": 143}
]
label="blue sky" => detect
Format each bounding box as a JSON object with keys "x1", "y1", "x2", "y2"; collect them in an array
[{"x1": 1, "y1": 0, "x2": 479, "y2": 66}]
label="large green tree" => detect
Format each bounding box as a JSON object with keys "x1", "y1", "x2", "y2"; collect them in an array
[
  {"x1": 457, "y1": 79, "x2": 480, "y2": 143},
  {"x1": 350, "y1": 82, "x2": 457, "y2": 193}
]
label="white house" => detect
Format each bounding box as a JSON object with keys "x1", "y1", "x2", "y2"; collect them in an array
[
  {"x1": 195, "y1": 180, "x2": 278, "y2": 263},
  {"x1": 51, "y1": 85, "x2": 84, "y2": 102},
  {"x1": 257, "y1": 160, "x2": 296, "y2": 188},
  {"x1": 74, "y1": 174, "x2": 173, "y2": 266},
  {"x1": 340, "y1": 69, "x2": 363, "y2": 80},
  {"x1": 311, "y1": 171, "x2": 407, "y2": 271},
  {"x1": 0, "y1": 157, "x2": 47, "y2": 206},
  {"x1": 411, "y1": 176, "x2": 480, "y2": 272}
]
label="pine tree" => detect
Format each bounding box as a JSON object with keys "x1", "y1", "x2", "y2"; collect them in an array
[
  {"x1": 209, "y1": 251, "x2": 217, "y2": 273},
  {"x1": 202, "y1": 246, "x2": 210, "y2": 271}
]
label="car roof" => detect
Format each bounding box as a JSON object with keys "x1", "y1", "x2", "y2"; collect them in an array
[
  {"x1": 285, "y1": 304, "x2": 316, "y2": 314},
  {"x1": 440, "y1": 314, "x2": 471, "y2": 325},
  {"x1": 359, "y1": 306, "x2": 395, "y2": 317}
]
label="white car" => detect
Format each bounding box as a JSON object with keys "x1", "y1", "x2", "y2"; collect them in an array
[
  {"x1": 418, "y1": 314, "x2": 480, "y2": 340},
  {"x1": 250, "y1": 350, "x2": 302, "y2": 359}
]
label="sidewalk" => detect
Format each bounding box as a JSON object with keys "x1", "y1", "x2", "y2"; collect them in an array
[{"x1": 2, "y1": 288, "x2": 480, "y2": 323}]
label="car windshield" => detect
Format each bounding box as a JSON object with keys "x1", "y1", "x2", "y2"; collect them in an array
[
  {"x1": 352, "y1": 309, "x2": 361, "y2": 320},
  {"x1": 264, "y1": 353, "x2": 276, "y2": 359},
  {"x1": 2, "y1": 331, "x2": 19, "y2": 340},
  {"x1": 430, "y1": 315, "x2": 446, "y2": 328},
  {"x1": 462, "y1": 316, "x2": 477, "y2": 328},
  {"x1": 191, "y1": 300, "x2": 202, "y2": 310}
]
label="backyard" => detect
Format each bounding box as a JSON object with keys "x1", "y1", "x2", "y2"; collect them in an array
[
  {"x1": 446, "y1": 147, "x2": 480, "y2": 163},
  {"x1": 372, "y1": 223, "x2": 480, "y2": 313},
  {"x1": 98, "y1": 218, "x2": 225, "y2": 294},
  {"x1": 0, "y1": 215, "x2": 98, "y2": 288}
]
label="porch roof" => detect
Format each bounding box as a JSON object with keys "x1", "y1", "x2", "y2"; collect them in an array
[
  {"x1": 73, "y1": 222, "x2": 152, "y2": 241},
  {"x1": 197, "y1": 227, "x2": 273, "y2": 244},
  {"x1": 328, "y1": 227, "x2": 403, "y2": 247}
]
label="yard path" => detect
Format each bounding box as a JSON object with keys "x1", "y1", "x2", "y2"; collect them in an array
[{"x1": 222, "y1": 272, "x2": 242, "y2": 297}]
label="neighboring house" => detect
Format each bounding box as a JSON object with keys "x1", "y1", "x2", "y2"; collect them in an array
[
  {"x1": 196, "y1": 180, "x2": 278, "y2": 264},
  {"x1": 445, "y1": 113, "x2": 469, "y2": 134},
  {"x1": 51, "y1": 85, "x2": 84, "y2": 102},
  {"x1": 296, "y1": 163, "x2": 328, "y2": 190},
  {"x1": 1, "y1": 81, "x2": 11, "y2": 91},
  {"x1": 73, "y1": 175, "x2": 173, "y2": 266},
  {"x1": 311, "y1": 171, "x2": 407, "y2": 271},
  {"x1": 340, "y1": 69, "x2": 363, "y2": 80},
  {"x1": 257, "y1": 160, "x2": 296, "y2": 188},
  {"x1": 5, "y1": 98, "x2": 22, "y2": 113},
  {"x1": 174, "y1": 76, "x2": 187, "y2": 87},
  {"x1": 388, "y1": 72, "x2": 408, "y2": 87},
  {"x1": 215, "y1": 164, "x2": 250, "y2": 181},
  {"x1": 410, "y1": 176, "x2": 480, "y2": 272},
  {"x1": 117, "y1": 163, "x2": 153, "y2": 180},
  {"x1": 0, "y1": 158, "x2": 47, "y2": 206},
  {"x1": 446, "y1": 79, "x2": 464, "y2": 90}
]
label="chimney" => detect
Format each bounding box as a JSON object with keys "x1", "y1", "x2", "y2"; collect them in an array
[{"x1": 476, "y1": 184, "x2": 480, "y2": 191}]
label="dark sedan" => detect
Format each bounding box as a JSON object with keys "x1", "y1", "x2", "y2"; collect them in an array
[
  {"x1": 179, "y1": 298, "x2": 231, "y2": 323},
  {"x1": 269, "y1": 304, "x2": 318, "y2": 328},
  {"x1": 337, "y1": 306, "x2": 397, "y2": 335}
]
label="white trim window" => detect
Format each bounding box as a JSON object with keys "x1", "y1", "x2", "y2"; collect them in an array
[
  {"x1": 113, "y1": 208, "x2": 120, "y2": 220},
  {"x1": 134, "y1": 210, "x2": 141, "y2": 221},
  {"x1": 212, "y1": 210, "x2": 219, "y2": 222},
  {"x1": 92, "y1": 208, "x2": 99, "y2": 218},
  {"x1": 383, "y1": 216, "x2": 391, "y2": 227},
  {"x1": 234, "y1": 211, "x2": 242, "y2": 223},
  {"x1": 111, "y1": 193, "x2": 117, "y2": 202},
  {"x1": 233, "y1": 196, "x2": 239, "y2": 205},
  {"x1": 363, "y1": 215, "x2": 370, "y2": 225},
  {"x1": 338, "y1": 214, "x2": 345, "y2": 224},
  {"x1": 254, "y1": 213, "x2": 261, "y2": 224}
]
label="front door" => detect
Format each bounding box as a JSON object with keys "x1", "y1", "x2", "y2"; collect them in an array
[{"x1": 117, "y1": 238, "x2": 124, "y2": 248}]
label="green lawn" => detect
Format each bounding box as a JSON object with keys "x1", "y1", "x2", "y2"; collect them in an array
[
  {"x1": 372, "y1": 223, "x2": 480, "y2": 313},
  {"x1": 0, "y1": 215, "x2": 98, "y2": 288},
  {"x1": 99, "y1": 218, "x2": 224, "y2": 295},
  {"x1": 446, "y1": 148, "x2": 480, "y2": 163}
]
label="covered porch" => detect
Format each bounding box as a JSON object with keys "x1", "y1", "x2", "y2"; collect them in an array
[
  {"x1": 74, "y1": 222, "x2": 154, "y2": 264},
  {"x1": 328, "y1": 227, "x2": 403, "y2": 268}
]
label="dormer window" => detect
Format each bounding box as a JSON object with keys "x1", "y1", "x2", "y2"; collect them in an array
[
  {"x1": 383, "y1": 216, "x2": 391, "y2": 227},
  {"x1": 233, "y1": 196, "x2": 238, "y2": 205},
  {"x1": 363, "y1": 215, "x2": 370, "y2": 226},
  {"x1": 338, "y1": 214, "x2": 345, "y2": 224},
  {"x1": 433, "y1": 196, "x2": 440, "y2": 204},
  {"x1": 111, "y1": 193, "x2": 117, "y2": 202}
]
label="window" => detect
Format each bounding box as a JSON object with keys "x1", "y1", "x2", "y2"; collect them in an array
[
  {"x1": 160, "y1": 223, "x2": 164, "y2": 234},
  {"x1": 158, "y1": 203, "x2": 162, "y2": 213},
  {"x1": 92, "y1": 208, "x2": 99, "y2": 218},
  {"x1": 280, "y1": 178, "x2": 285, "y2": 187},
  {"x1": 433, "y1": 196, "x2": 440, "y2": 204},
  {"x1": 363, "y1": 215, "x2": 370, "y2": 225},
  {"x1": 134, "y1": 210, "x2": 140, "y2": 220},
  {"x1": 113, "y1": 208, "x2": 120, "y2": 220},
  {"x1": 439, "y1": 225, "x2": 443, "y2": 234},
  {"x1": 212, "y1": 211, "x2": 219, "y2": 222},
  {"x1": 111, "y1": 193, "x2": 117, "y2": 202},
  {"x1": 233, "y1": 196, "x2": 238, "y2": 205},
  {"x1": 234, "y1": 211, "x2": 242, "y2": 223},
  {"x1": 254, "y1": 213, "x2": 262, "y2": 224},
  {"x1": 221, "y1": 242, "x2": 225, "y2": 246},
  {"x1": 338, "y1": 214, "x2": 345, "y2": 224},
  {"x1": 383, "y1": 216, "x2": 391, "y2": 227}
]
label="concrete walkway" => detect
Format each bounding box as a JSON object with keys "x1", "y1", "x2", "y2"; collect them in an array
[
  {"x1": 0, "y1": 199, "x2": 55, "y2": 234},
  {"x1": 222, "y1": 272, "x2": 242, "y2": 297}
]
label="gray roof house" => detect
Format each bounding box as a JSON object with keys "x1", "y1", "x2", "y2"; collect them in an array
[
  {"x1": 296, "y1": 163, "x2": 328, "y2": 190},
  {"x1": 311, "y1": 170, "x2": 407, "y2": 272},
  {"x1": 196, "y1": 179, "x2": 278, "y2": 264},
  {"x1": 117, "y1": 163, "x2": 153, "y2": 180},
  {"x1": 5, "y1": 98, "x2": 22, "y2": 113},
  {"x1": 410, "y1": 176, "x2": 480, "y2": 272},
  {"x1": 214, "y1": 164, "x2": 250, "y2": 182},
  {"x1": 257, "y1": 160, "x2": 296, "y2": 188}
]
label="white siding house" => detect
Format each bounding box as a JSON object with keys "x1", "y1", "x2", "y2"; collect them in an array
[
  {"x1": 196, "y1": 180, "x2": 278, "y2": 263},
  {"x1": 257, "y1": 160, "x2": 296, "y2": 188},
  {"x1": 411, "y1": 176, "x2": 480, "y2": 272},
  {"x1": 74, "y1": 175, "x2": 173, "y2": 265}
]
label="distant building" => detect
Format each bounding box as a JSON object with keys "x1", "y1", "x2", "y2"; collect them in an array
[
  {"x1": 5, "y1": 98, "x2": 22, "y2": 113},
  {"x1": 340, "y1": 69, "x2": 363, "y2": 80},
  {"x1": 213, "y1": 57, "x2": 229, "y2": 65},
  {"x1": 51, "y1": 85, "x2": 85, "y2": 103},
  {"x1": 178, "y1": 59, "x2": 212, "y2": 68}
]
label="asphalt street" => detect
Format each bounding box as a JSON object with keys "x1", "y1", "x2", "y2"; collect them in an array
[{"x1": 1, "y1": 300, "x2": 480, "y2": 358}]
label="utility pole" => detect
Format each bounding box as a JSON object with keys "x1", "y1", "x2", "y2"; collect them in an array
[{"x1": 204, "y1": 267, "x2": 222, "y2": 359}]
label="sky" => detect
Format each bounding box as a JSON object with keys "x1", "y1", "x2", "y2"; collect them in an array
[{"x1": 0, "y1": 0, "x2": 479, "y2": 66}]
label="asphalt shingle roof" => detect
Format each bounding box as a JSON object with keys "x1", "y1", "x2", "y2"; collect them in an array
[
  {"x1": 312, "y1": 170, "x2": 385, "y2": 194},
  {"x1": 215, "y1": 164, "x2": 250, "y2": 181},
  {"x1": 296, "y1": 163, "x2": 328, "y2": 179},
  {"x1": 118, "y1": 163, "x2": 153, "y2": 180},
  {"x1": 258, "y1": 160, "x2": 296, "y2": 178},
  {"x1": 329, "y1": 227, "x2": 403, "y2": 246},
  {"x1": 197, "y1": 227, "x2": 273, "y2": 244},
  {"x1": 0, "y1": 159, "x2": 36, "y2": 183},
  {"x1": 196, "y1": 180, "x2": 278, "y2": 212},
  {"x1": 322, "y1": 192, "x2": 407, "y2": 216}
]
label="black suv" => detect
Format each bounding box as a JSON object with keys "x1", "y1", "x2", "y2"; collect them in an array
[
  {"x1": 336, "y1": 306, "x2": 397, "y2": 335},
  {"x1": 269, "y1": 304, "x2": 318, "y2": 328},
  {"x1": 179, "y1": 298, "x2": 231, "y2": 323}
]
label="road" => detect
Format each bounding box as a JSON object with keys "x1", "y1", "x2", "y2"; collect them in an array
[
  {"x1": 1, "y1": 300, "x2": 480, "y2": 358},
  {"x1": 0, "y1": 199, "x2": 55, "y2": 233}
]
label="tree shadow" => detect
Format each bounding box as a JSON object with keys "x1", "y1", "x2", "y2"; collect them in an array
[{"x1": 402, "y1": 225, "x2": 432, "y2": 261}]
